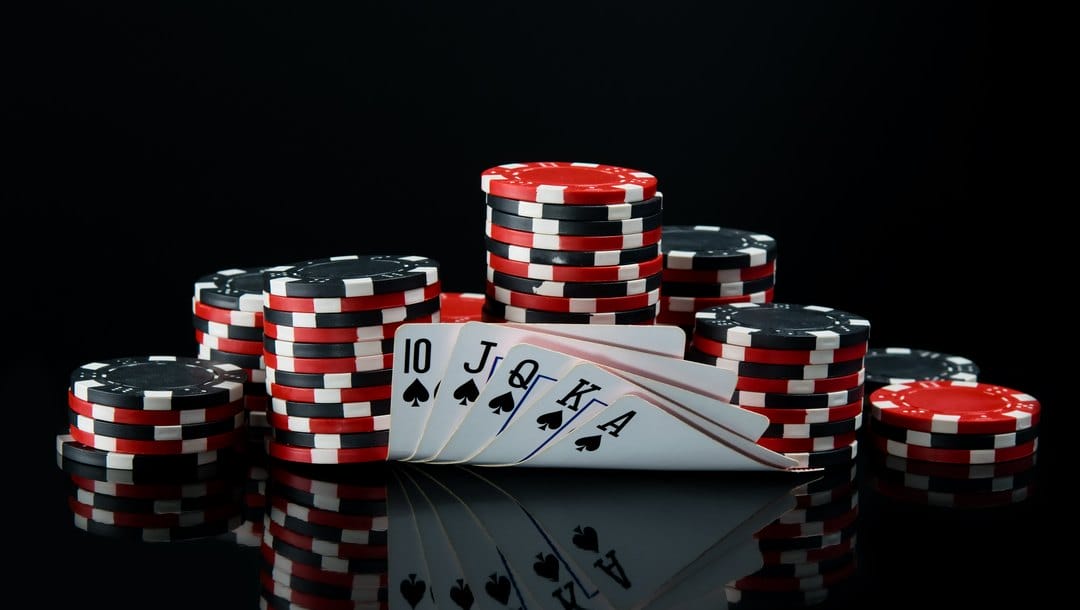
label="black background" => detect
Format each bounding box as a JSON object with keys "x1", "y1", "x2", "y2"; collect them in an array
[{"x1": 8, "y1": 2, "x2": 1065, "y2": 607}]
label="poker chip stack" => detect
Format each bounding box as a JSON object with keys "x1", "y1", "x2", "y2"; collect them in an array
[
  {"x1": 727, "y1": 466, "x2": 859, "y2": 607},
  {"x1": 687, "y1": 303, "x2": 870, "y2": 469},
  {"x1": 260, "y1": 464, "x2": 389, "y2": 608},
  {"x1": 193, "y1": 267, "x2": 276, "y2": 436},
  {"x1": 657, "y1": 225, "x2": 778, "y2": 336},
  {"x1": 867, "y1": 381, "x2": 1040, "y2": 472},
  {"x1": 480, "y1": 161, "x2": 664, "y2": 325},
  {"x1": 261, "y1": 254, "x2": 441, "y2": 464},
  {"x1": 864, "y1": 347, "x2": 979, "y2": 396}
]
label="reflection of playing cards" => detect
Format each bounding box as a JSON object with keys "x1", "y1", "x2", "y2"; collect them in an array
[{"x1": 390, "y1": 322, "x2": 804, "y2": 471}]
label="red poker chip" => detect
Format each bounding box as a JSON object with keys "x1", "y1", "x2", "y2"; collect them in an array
[
  {"x1": 741, "y1": 400, "x2": 864, "y2": 425},
  {"x1": 194, "y1": 330, "x2": 264, "y2": 355},
  {"x1": 486, "y1": 251, "x2": 663, "y2": 282},
  {"x1": 486, "y1": 221, "x2": 662, "y2": 251},
  {"x1": 439, "y1": 292, "x2": 485, "y2": 322},
  {"x1": 68, "y1": 497, "x2": 240, "y2": 528},
  {"x1": 244, "y1": 394, "x2": 271, "y2": 412},
  {"x1": 193, "y1": 300, "x2": 263, "y2": 327},
  {"x1": 67, "y1": 391, "x2": 243, "y2": 426},
  {"x1": 692, "y1": 335, "x2": 868, "y2": 365},
  {"x1": 754, "y1": 506, "x2": 860, "y2": 540},
  {"x1": 267, "y1": 384, "x2": 392, "y2": 404},
  {"x1": 261, "y1": 544, "x2": 388, "y2": 589},
  {"x1": 263, "y1": 315, "x2": 437, "y2": 344},
  {"x1": 735, "y1": 369, "x2": 865, "y2": 394},
  {"x1": 267, "y1": 439, "x2": 388, "y2": 464},
  {"x1": 269, "y1": 497, "x2": 387, "y2": 531},
  {"x1": 270, "y1": 469, "x2": 387, "y2": 502},
  {"x1": 263, "y1": 352, "x2": 393, "y2": 375},
  {"x1": 869, "y1": 381, "x2": 1041, "y2": 435},
  {"x1": 264, "y1": 519, "x2": 388, "y2": 560},
  {"x1": 68, "y1": 426, "x2": 243, "y2": 455},
  {"x1": 485, "y1": 282, "x2": 660, "y2": 313},
  {"x1": 481, "y1": 161, "x2": 657, "y2": 204},
  {"x1": 268, "y1": 413, "x2": 390, "y2": 434},
  {"x1": 659, "y1": 289, "x2": 775, "y2": 313},
  {"x1": 661, "y1": 261, "x2": 777, "y2": 283},
  {"x1": 872, "y1": 436, "x2": 1038, "y2": 465},
  {"x1": 757, "y1": 431, "x2": 858, "y2": 453},
  {"x1": 265, "y1": 282, "x2": 442, "y2": 313}
]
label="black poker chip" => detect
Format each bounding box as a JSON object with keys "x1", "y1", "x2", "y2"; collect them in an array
[
  {"x1": 266, "y1": 367, "x2": 392, "y2": 390},
  {"x1": 270, "y1": 398, "x2": 391, "y2": 419},
  {"x1": 194, "y1": 267, "x2": 273, "y2": 312},
  {"x1": 694, "y1": 303, "x2": 871, "y2": 350},
  {"x1": 197, "y1": 345, "x2": 265, "y2": 370},
  {"x1": 484, "y1": 235, "x2": 662, "y2": 266},
  {"x1": 659, "y1": 274, "x2": 776, "y2": 298},
  {"x1": 488, "y1": 206, "x2": 664, "y2": 236},
  {"x1": 730, "y1": 387, "x2": 864, "y2": 409},
  {"x1": 865, "y1": 347, "x2": 979, "y2": 388},
  {"x1": 485, "y1": 193, "x2": 663, "y2": 221},
  {"x1": 762, "y1": 415, "x2": 863, "y2": 439},
  {"x1": 869, "y1": 418, "x2": 1040, "y2": 450},
  {"x1": 264, "y1": 255, "x2": 439, "y2": 298},
  {"x1": 68, "y1": 410, "x2": 244, "y2": 441},
  {"x1": 271, "y1": 429, "x2": 390, "y2": 450},
  {"x1": 69, "y1": 356, "x2": 247, "y2": 411},
  {"x1": 192, "y1": 314, "x2": 266, "y2": 342},
  {"x1": 686, "y1": 347, "x2": 865, "y2": 380},
  {"x1": 661, "y1": 225, "x2": 778, "y2": 270},
  {"x1": 486, "y1": 267, "x2": 662, "y2": 299},
  {"x1": 482, "y1": 299, "x2": 659, "y2": 324}
]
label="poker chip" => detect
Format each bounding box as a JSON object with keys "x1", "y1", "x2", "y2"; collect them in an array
[
  {"x1": 734, "y1": 369, "x2": 865, "y2": 394},
  {"x1": 263, "y1": 533, "x2": 388, "y2": 575},
  {"x1": 265, "y1": 282, "x2": 442, "y2": 314},
  {"x1": 265, "y1": 518, "x2": 387, "y2": 560},
  {"x1": 784, "y1": 441, "x2": 859, "y2": 469},
  {"x1": 69, "y1": 410, "x2": 244, "y2": 441},
  {"x1": 661, "y1": 261, "x2": 776, "y2": 283},
  {"x1": 268, "y1": 413, "x2": 390, "y2": 434},
  {"x1": 263, "y1": 315, "x2": 439, "y2": 343},
  {"x1": 661, "y1": 275, "x2": 776, "y2": 298},
  {"x1": 267, "y1": 384, "x2": 393, "y2": 404},
  {"x1": 67, "y1": 471, "x2": 234, "y2": 499},
  {"x1": 193, "y1": 299, "x2": 264, "y2": 327},
  {"x1": 755, "y1": 522, "x2": 858, "y2": 552},
  {"x1": 70, "y1": 485, "x2": 240, "y2": 514},
  {"x1": 194, "y1": 330, "x2": 264, "y2": 355},
  {"x1": 260, "y1": 575, "x2": 386, "y2": 609},
  {"x1": 486, "y1": 251, "x2": 663, "y2": 282},
  {"x1": 270, "y1": 465, "x2": 388, "y2": 500},
  {"x1": 484, "y1": 235, "x2": 662, "y2": 266},
  {"x1": 438, "y1": 292, "x2": 485, "y2": 322},
  {"x1": 730, "y1": 561, "x2": 856, "y2": 593},
  {"x1": 69, "y1": 496, "x2": 240, "y2": 528},
  {"x1": 760, "y1": 535, "x2": 857, "y2": 565},
  {"x1": 693, "y1": 336, "x2": 868, "y2": 365},
  {"x1": 731, "y1": 387, "x2": 864, "y2": 409},
  {"x1": 261, "y1": 545, "x2": 388, "y2": 588},
  {"x1": 263, "y1": 352, "x2": 393, "y2": 375},
  {"x1": 865, "y1": 347, "x2": 979, "y2": 388},
  {"x1": 694, "y1": 303, "x2": 871, "y2": 350},
  {"x1": 686, "y1": 347, "x2": 864, "y2": 380},
  {"x1": 486, "y1": 192, "x2": 663, "y2": 220},
  {"x1": 486, "y1": 222, "x2": 663, "y2": 251},
  {"x1": 871, "y1": 477, "x2": 1033, "y2": 509},
  {"x1": 870, "y1": 418, "x2": 1039, "y2": 450},
  {"x1": 265, "y1": 514, "x2": 387, "y2": 555},
  {"x1": 762, "y1": 415, "x2": 862, "y2": 439},
  {"x1": 264, "y1": 297, "x2": 440, "y2": 329},
  {"x1": 68, "y1": 426, "x2": 244, "y2": 455},
  {"x1": 271, "y1": 397, "x2": 391, "y2": 418},
  {"x1": 658, "y1": 289, "x2": 775, "y2": 313},
  {"x1": 487, "y1": 267, "x2": 661, "y2": 298},
  {"x1": 869, "y1": 381, "x2": 1040, "y2": 434},
  {"x1": 741, "y1": 400, "x2": 864, "y2": 425},
  {"x1": 268, "y1": 483, "x2": 387, "y2": 516},
  {"x1": 194, "y1": 267, "x2": 272, "y2": 312},
  {"x1": 485, "y1": 282, "x2": 660, "y2": 313},
  {"x1": 482, "y1": 299, "x2": 659, "y2": 325},
  {"x1": 264, "y1": 338, "x2": 394, "y2": 359},
  {"x1": 266, "y1": 366, "x2": 393, "y2": 389},
  {"x1": 872, "y1": 436, "x2": 1038, "y2": 465},
  {"x1": 265, "y1": 567, "x2": 388, "y2": 603},
  {"x1": 661, "y1": 225, "x2": 778, "y2": 270},
  {"x1": 267, "y1": 440, "x2": 389, "y2": 465},
  {"x1": 70, "y1": 356, "x2": 246, "y2": 411},
  {"x1": 488, "y1": 206, "x2": 664, "y2": 236},
  {"x1": 67, "y1": 391, "x2": 243, "y2": 425},
  {"x1": 192, "y1": 314, "x2": 266, "y2": 341},
  {"x1": 873, "y1": 456, "x2": 1037, "y2": 494},
  {"x1": 269, "y1": 497, "x2": 388, "y2": 531},
  {"x1": 754, "y1": 505, "x2": 859, "y2": 540},
  {"x1": 271, "y1": 429, "x2": 390, "y2": 450},
  {"x1": 57, "y1": 434, "x2": 235, "y2": 473},
  {"x1": 871, "y1": 451, "x2": 1038, "y2": 481},
  {"x1": 264, "y1": 255, "x2": 439, "y2": 298},
  {"x1": 756, "y1": 431, "x2": 858, "y2": 453},
  {"x1": 197, "y1": 344, "x2": 265, "y2": 370},
  {"x1": 481, "y1": 161, "x2": 658, "y2": 204},
  {"x1": 74, "y1": 513, "x2": 243, "y2": 542}
]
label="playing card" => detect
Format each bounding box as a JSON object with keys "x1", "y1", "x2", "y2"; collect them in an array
[
  {"x1": 389, "y1": 323, "x2": 465, "y2": 461},
  {"x1": 387, "y1": 471, "x2": 437, "y2": 610}
]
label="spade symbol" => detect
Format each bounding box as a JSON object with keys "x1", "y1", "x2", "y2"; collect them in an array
[
  {"x1": 402, "y1": 379, "x2": 430, "y2": 407},
  {"x1": 400, "y1": 574, "x2": 427, "y2": 609},
  {"x1": 449, "y1": 579, "x2": 474, "y2": 609},
  {"x1": 575, "y1": 435, "x2": 602, "y2": 452},
  {"x1": 536, "y1": 410, "x2": 563, "y2": 430},
  {"x1": 572, "y1": 526, "x2": 599, "y2": 552},
  {"x1": 453, "y1": 379, "x2": 480, "y2": 405},
  {"x1": 533, "y1": 552, "x2": 559, "y2": 581},
  {"x1": 488, "y1": 391, "x2": 515, "y2": 415},
  {"x1": 485, "y1": 573, "x2": 512, "y2": 605}
]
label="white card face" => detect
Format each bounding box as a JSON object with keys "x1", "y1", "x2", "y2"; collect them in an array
[
  {"x1": 410, "y1": 322, "x2": 683, "y2": 463},
  {"x1": 405, "y1": 468, "x2": 542, "y2": 609},
  {"x1": 387, "y1": 473, "x2": 437, "y2": 610},
  {"x1": 396, "y1": 470, "x2": 478, "y2": 610},
  {"x1": 389, "y1": 324, "x2": 466, "y2": 461},
  {"x1": 434, "y1": 343, "x2": 576, "y2": 464},
  {"x1": 470, "y1": 358, "x2": 638, "y2": 466}
]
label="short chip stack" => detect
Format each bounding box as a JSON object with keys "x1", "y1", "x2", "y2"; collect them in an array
[
  {"x1": 687, "y1": 303, "x2": 870, "y2": 468},
  {"x1": 261, "y1": 254, "x2": 441, "y2": 464},
  {"x1": 59, "y1": 355, "x2": 250, "y2": 541},
  {"x1": 864, "y1": 347, "x2": 979, "y2": 395},
  {"x1": 194, "y1": 267, "x2": 277, "y2": 436},
  {"x1": 868, "y1": 381, "x2": 1040, "y2": 468},
  {"x1": 480, "y1": 161, "x2": 664, "y2": 325},
  {"x1": 658, "y1": 225, "x2": 778, "y2": 336},
  {"x1": 260, "y1": 464, "x2": 389, "y2": 608}
]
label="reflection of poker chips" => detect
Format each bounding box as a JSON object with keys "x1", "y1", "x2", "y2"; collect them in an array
[
  {"x1": 271, "y1": 483, "x2": 388, "y2": 516},
  {"x1": 661, "y1": 225, "x2": 778, "y2": 270},
  {"x1": 264, "y1": 338, "x2": 394, "y2": 359},
  {"x1": 756, "y1": 521, "x2": 858, "y2": 552},
  {"x1": 870, "y1": 381, "x2": 1040, "y2": 435},
  {"x1": 194, "y1": 267, "x2": 271, "y2": 312},
  {"x1": 486, "y1": 192, "x2": 662, "y2": 221},
  {"x1": 870, "y1": 418, "x2": 1039, "y2": 450},
  {"x1": 68, "y1": 495, "x2": 240, "y2": 528},
  {"x1": 794, "y1": 480, "x2": 858, "y2": 509},
  {"x1": 695, "y1": 303, "x2": 870, "y2": 349},
  {"x1": 69, "y1": 410, "x2": 244, "y2": 441},
  {"x1": 750, "y1": 552, "x2": 855, "y2": 578},
  {"x1": 872, "y1": 476, "x2": 1033, "y2": 509},
  {"x1": 264, "y1": 297, "x2": 440, "y2": 328},
  {"x1": 438, "y1": 292, "x2": 485, "y2": 322},
  {"x1": 775, "y1": 494, "x2": 859, "y2": 525},
  {"x1": 265, "y1": 282, "x2": 442, "y2": 314},
  {"x1": 265, "y1": 566, "x2": 388, "y2": 602},
  {"x1": 686, "y1": 348, "x2": 864, "y2": 380},
  {"x1": 662, "y1": 261, "x2": 776, "y2": 283},
  {"x1": 486, "y1": 222, "x2": 663, "y2": 251},
  {"x1": 872, "y1": 450, "x2": 1037, "y2": 481},
  {"x1": 482, "y1": 299, "x2": 660, "y2": 325},
  {"x1": 74, "y1": 513, "x2": 242, "y2": 542},
  {"x1": 57, "y1": 434, "x2": 235, "y2": 472},
  {"x1": 761, "y1": 535, "x2": 857, "y2": 565},
  {"x1": 694, "y1": 336, "x2": 868, "y2": 365},
  {"x1": 263, "y1": 531, "x2": 388, "y2": 573},
  {"x1": 264, "y1": 315, "x2": 439, "y2": 343},
  {"x1": 735, "y1": 369, "x2": 865, "y2": 394},
  {"x1": 264, "y1": 518, "x2": 387, "y2": 559},
  {"x1": 485, "y1": 282, "x2": 660, "y2": 313},
  {"x1": 755, "y1": 507, "x2": 859, "y2": 539},
  {"x1": 68, "y1": 391, "x2": 243, "y2": 425},
  {"x1": 262, "y1": 544, "x2": 389, "y2": 588},
  {"x1": 269, "y1": 498, "x2": 388, "y2": 531},
  {"x1": 872, "y1": 436, "x2": 1038, "y2": 465},
  {"x1": 481, "y1": 161, "x2": 658, "y2": 204},
  {"x1": 271, "y1": 465, "x2": 388, "y2": 500},
  {"x1": 271, "y1": 397, "x2": 391, "y2": 419},
  {"x1": 873, "y1": 454, "x2": 1036, "y2": 493},
  {"x1": 267, "y1": 366, "x2": 393, "y2": 390},
  {"x1": 260, "y1": 575, "x2": 386, "y2": 609},
  {"x1": 268, "y1": 384, "x2": 393, "y2": 404},
  {"x1": 487, "y1": 251, "x2": 663, "y2": 282},
  {"x1": 485, "y1": 235, "x2": 662, "y2": 266},
  {"x1": 264, "y1": 255, "x2": 439, "y2": 298},
  {"x1": 70, "y1": 356, "x2": 247, "y2": 410},
  {"x1": 263, "y1": 352, "x2": 393, "y2": 374},
  {"x1": 194, "y1": 330, "x2": 263, "y2": 355},
  {"x1": 268, "y1": 413, "x2": 390, "y2": 434},
  {"x1": 488, "y1": 206, "x2": 664, "y2": 236},
  {"x1": 192, "y1": 314, "x2": 266, "y2": 341},
  {"x1": 865, "y1": 347, "x2": 979, "y2": 390},
  {"x1": 762, "y1": 415, "x2": 862, "y2": 439},
  {"x1": 67, "y1": 470, "x2": 233, "y2": 498},
  {"x1": 71, "y1": 484, "x2": 240, "y2": 514},
  {"x1": 731, "y1": 560, "x2": 856, "y2": 593},
  {"x1": 488, "y1": 267, "x2": 661, "y2": 298}
]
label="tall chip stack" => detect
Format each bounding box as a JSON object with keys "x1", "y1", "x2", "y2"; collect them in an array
[
  {"x1": 194, "y1": 267, "x2": 277, "y2": 438},
  {"x1": 480, "y1": 161, "x2": 664, "y2": 325},
  {"x1": 658, "y1": 226, "x2": 778, "y2": 340},
  {"x1": 260, "y1": 464, "x2": 389, "y2": 608},
  {"x1": 261, "y1": 254, "x2": 441, "y2": 464},
  {"x1": 687, "y1": 303, "x2": 869, "y2": 469},
  {"x1": 58, "y1": 356, "x2": 249, "y2": 541}
]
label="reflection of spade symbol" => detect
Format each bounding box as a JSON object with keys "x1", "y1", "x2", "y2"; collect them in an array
[
  {"x1": 449, "y1": 579, "x2": 474, "y2": 609},
  {"x1": 488, "y1": 391, "x2": 515, "y2": 414},
  {"x1": 453, "y1": 379, "x2": 480, "y2": 405},
  {"x1": 575, "y1": 435, "x2": 602, "y2": 452},
  {"x1": 485, "y1": 573, "x2": 512, "y2": 605},
  {"x1": 536, "y1": 410, "x2": 562, "y2": 430},
  {"x1": 400, "y1": 574, "x2": 427, "y2": 609},
  {"x1": 402, "y1": 379, "x2": 430, "y2": 407},
  {"x1": 572, "y1": 526, "x2": 599, "y2": 552},
  {"x1": 533, "y1": 552, "x2": 559, "y2": 581}
]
